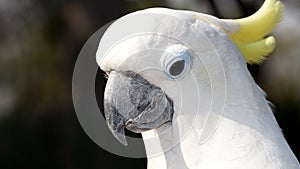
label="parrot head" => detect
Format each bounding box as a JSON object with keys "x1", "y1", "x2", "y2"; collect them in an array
[{"x1": 96, "y1": 0, "x2": 283, "y2": 146}]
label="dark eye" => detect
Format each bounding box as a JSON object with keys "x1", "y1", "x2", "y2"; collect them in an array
[
  {"x1": 162, "y1": 44, "x2": 192, "y2": 79},
  {"x1": 169, "y1": 60, "x2": 185, "y2": 76}
]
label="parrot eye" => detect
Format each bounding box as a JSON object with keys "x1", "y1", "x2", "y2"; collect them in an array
[
  {"x1": 168, "y1": 60, "x2": 185, "y2": 76},
  {"x1": 162, "y1": 44, "x2": 192, "y2": 79}
]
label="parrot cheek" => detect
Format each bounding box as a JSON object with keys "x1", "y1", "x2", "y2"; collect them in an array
[{"x1": 104, "y1": 70, "x2": 174, "y2": 145}]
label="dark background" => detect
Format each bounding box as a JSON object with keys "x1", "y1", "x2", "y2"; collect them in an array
[{"x1": 0, "y1": 0, "x2": 299, "y2": 168}]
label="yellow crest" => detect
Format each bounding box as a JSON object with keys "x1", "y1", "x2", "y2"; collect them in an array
[{"x1": 224, "y1": 0, "x2": 284, "y2": 64}]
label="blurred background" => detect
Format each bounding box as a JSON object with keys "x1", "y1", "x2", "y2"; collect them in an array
[{"x1": 0, "y1": 0, "x2": 299, "y2": 168}]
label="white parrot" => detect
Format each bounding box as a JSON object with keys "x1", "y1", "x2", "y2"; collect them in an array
[{"x1": 96, "y1": 0, "x2": 300, "y2": 168}]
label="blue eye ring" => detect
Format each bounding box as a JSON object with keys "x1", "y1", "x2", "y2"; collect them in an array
[{"x1": 162, "y1": 44, "x2": 192, "y2": 79}]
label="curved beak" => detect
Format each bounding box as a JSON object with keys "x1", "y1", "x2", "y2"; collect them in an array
[{"x1": 104, "y1": 71, "x2": 174, "y2": 146}]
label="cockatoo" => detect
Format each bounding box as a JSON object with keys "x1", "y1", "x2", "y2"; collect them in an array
[{"x1": 96, "y1": 0, "x2": 300, "y2": 168}]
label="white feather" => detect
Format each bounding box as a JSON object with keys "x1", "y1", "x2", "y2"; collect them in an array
[{"x1": 97, "y1": 8, "x2": 300, "y2": 169}]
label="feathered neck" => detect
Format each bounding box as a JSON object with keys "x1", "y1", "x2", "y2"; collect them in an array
[{"x1": 142, "y1": 65, "x2": 299, "y2": 169}]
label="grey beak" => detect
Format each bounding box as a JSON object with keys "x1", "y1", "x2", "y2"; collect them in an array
[{"x1": 104, "y1": 71, "x2": 174, "y2": 146}]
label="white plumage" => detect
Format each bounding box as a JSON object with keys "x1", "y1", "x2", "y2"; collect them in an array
[{"x1": 97, "y1": 2, "x2": 300, "y2": 168}]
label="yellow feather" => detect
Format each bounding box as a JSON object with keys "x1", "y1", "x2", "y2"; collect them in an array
[
  {"x1": 229, "y1": 0, "x2": 284, "y2": 64},
  {"x1": 235, "y1": 36, "x2": 276, "y2": 64}
]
